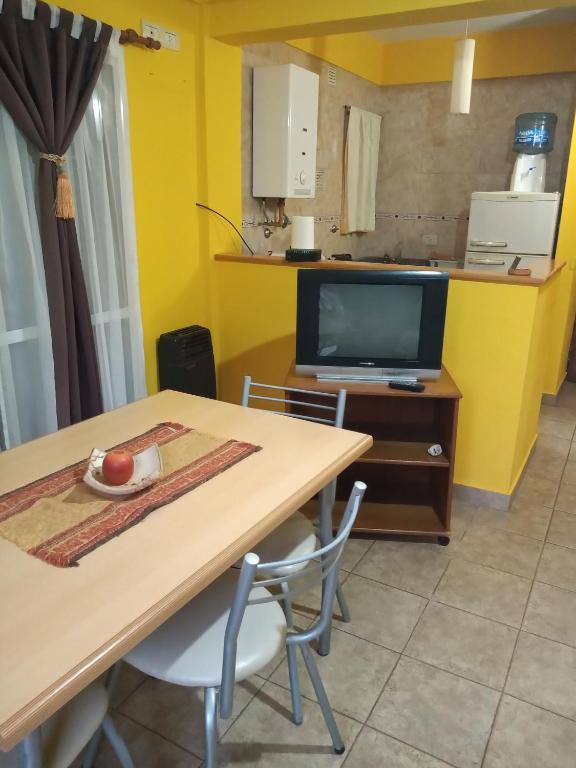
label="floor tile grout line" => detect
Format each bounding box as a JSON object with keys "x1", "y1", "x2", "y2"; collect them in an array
[
  {"x1": 520, "y1": 626, "x2": 576, "y2": 652},
  {"x1": 111, "y1": 675, "x2": 148, "y2": 711},
  {"x1": 430, "y1": 594, "x2": 527, "y2": 631},
  {"x1": 451, "y1": 553, "x2": 539, "y2": 581},
  {"x1": 353, "y1": 552, "x2": 537, "y2": 597},
  {"x1": 256, "y1": 676, "x2": 367, "y2": 727},
  {"x1": 333, "y1": 622, "x2": 418, "y2": 655},
  {"x1": 348, "y1": 566, "x2": 447, "y2": 601},
  {"x1": 534, "y1": 574, "x2": 576, "y2": 594},
  {"x1": 343, "y1": 538, "x2": 376, "y2": 575},
  {"x1": 358, "y1": 593, "x2": 430, "y2": 737},
  {"x1": 114, "y1": 710, "x2": 205, "y2": 760},
  {"x1": 458, "y1": 519, "x2": 550, "y2": 546},
  {"x1": 428, "y1": 555, "x2": 453, "y2": 601},
  {"x1": 504, "y1": 691, "x2": 576, "y2": 725},
  {"x1": 394, "y1": 653, "x2": 504, "y2": 696},
  {"x1": 348, "y1": 722, "x2": 464, "y2": 768},
  {"x1": 479, "y1": 455, "x2": 560, "y2": 768}
]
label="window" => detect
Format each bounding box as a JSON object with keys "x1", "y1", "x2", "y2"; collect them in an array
[{"x1": 0, "y1": 30, "x2": 146, "y2": 450}]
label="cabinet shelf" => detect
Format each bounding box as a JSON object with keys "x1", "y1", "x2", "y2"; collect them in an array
[
  {"x1": 333, "y1": 501, "x2": 445, "y2": 536},
  {"x1": 358, "y1": 440, "x2": 450, "y2": 468},
  {"x1": 286, "y1": 364, "x2": 461, "y2": 540}
]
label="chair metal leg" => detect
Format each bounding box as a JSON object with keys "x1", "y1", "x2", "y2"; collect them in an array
[
  {"x1": 17, "y1": 730, "x2": 42, "y2": 768},
  {"x1": 102, "y1": 715, "x2": 135, "y2": 768},
  {"x1": 280, "y1": 579, "x2": 295, "y2": 628},
  {"x1": 336, "y1": 580, "x2": 351, "y2": 623},
  {"x1": 105, "y1": 661, "x2": 123, "y2": 699},
  {"x1": 82, "y1": 730, "x2": 101, "y2": 768},
  {"x1": 299, "y1": 642, "x2": 345, "y2": 754},
  {"x1": 204, "y1": 687, "x2": 219, "y2": 768},
  {"x1": 286, "y1": 643, "x2": 303, "y2": 725},
  {"x1": 83, "y1": 661, "x2": 124, "y2": 768},
  {"x1": 318, "y1": 485, "x2": 334, "y2": 656}
]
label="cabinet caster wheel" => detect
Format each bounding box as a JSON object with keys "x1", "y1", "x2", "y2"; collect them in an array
[{"x1": 438, "y1": 536, "x2": 450, "y2": 546}]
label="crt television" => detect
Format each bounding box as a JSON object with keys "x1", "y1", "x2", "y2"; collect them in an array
[{"x1": 295, "y1": 269, "x2": 449, "y2": 382}]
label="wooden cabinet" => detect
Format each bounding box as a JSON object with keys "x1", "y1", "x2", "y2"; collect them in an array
[{"x1": 285, "y1": 365, "x2": 461, "y2": 544}]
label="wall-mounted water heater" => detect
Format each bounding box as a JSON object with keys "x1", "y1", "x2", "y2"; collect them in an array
[{"x1": 252, "y1": 64, "x2": 319, "y2": 199}]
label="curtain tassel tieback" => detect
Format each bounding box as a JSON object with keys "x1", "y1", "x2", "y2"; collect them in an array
[{"x1": 39, "y1": 153, "x2": 76, "y2": 220}]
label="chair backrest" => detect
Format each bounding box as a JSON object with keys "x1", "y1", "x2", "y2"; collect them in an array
[
  {"x1": 241, "y1": 375, "x2": 347, "y2": 428},
  {"x1": 219, "y1": 480, "x2": 366, "y2": 719}
]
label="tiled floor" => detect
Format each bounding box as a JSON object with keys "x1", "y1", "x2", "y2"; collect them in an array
[{"x1": 6, "y1": 385, "x2": 576, "y2": 768}]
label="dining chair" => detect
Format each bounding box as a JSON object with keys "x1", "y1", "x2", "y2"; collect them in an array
[
  {"x1": 122, "y1": 481, "x2": 366, "y2": 768},
  {"x1": 241, "y1": 376, "x2": 351, "y2": 644},
  {"x1": 15, "y1": 681, "x2": 133, "y2": 768}
]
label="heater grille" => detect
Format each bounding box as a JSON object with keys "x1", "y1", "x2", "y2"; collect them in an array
[{"x1": 157, "y1": 326, "x2": 216, "y2": 399}]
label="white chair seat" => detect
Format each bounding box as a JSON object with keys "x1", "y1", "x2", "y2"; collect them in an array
[
  {"x1": 41, "y1": 682, "x2": 108, "y2": 768},
  {"x1": 125, "y1": 570, "x2": 286, "y2": 688},
  {"x1": 252, "y1": 511, "x2": 317, "y2": 576}
]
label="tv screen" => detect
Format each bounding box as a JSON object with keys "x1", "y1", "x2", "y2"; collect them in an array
[
  {"x1": 296, "y1": 269, "x2": 449, "y2": 381},
  {"x1": 318, "y1": 283, "x2": 423, "y2": 360}
]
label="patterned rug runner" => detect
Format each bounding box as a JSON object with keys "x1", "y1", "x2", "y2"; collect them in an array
[{"x1": 0, "y1": 423, "x2": 261, "y2": 567}]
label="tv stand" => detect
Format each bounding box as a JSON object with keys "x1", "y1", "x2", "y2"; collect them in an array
[{"x1": 286, "y1": 363, "x2": 461, "y2": 542}]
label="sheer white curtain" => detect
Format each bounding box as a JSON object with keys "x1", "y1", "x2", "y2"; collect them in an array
[
  {"x1": 0, "y1": 25, "x2": 146, "y2": 450},
  {"x1": 69, "y1": 34, "x2": 146, "y2": 411},
  {"x1": 0, "y1": 106, "x2": 58, "y2": 449}
]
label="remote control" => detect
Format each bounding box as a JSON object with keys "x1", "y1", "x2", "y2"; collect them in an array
[{"x1": 389, "y1": 381, "x2": 426, "y2": 393}]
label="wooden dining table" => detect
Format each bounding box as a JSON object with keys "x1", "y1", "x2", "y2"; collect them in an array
[{"x1": 0, "y1": 390, "x2": 371, "y2": 757}]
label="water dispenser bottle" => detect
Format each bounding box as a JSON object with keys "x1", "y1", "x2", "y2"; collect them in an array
[
  {"x1": 511, "y1": 112, "x2": 557, "y2": 193},
  {"x1": 513, "y1": 112, "x2": 557, "y2": 154}
]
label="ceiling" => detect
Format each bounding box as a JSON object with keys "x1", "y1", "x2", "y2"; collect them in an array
[{"x1": 370, "y1": 7, "x2": 576, "y2": 43}]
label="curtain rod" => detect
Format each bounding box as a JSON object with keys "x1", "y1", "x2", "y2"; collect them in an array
[{"x1": 119, "y1": 28, "x2": 161, "y2": 50}]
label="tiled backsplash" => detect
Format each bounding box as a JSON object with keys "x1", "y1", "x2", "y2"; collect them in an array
[{"x1": 242, "y1": 42, "x2": 576, "y2": 260}]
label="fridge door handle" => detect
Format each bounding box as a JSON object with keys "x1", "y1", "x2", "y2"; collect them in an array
[{"x1": 469, "y1": 240, "x2": 508, "y2": 248}]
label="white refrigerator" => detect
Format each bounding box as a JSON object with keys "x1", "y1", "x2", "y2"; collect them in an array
[{"x1": 464, "y1": 191, "x2": 561, "y2": 276}]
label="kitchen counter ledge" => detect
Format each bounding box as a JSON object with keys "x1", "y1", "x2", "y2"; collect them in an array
[{"x1": 215, "y1": 253, "x2": 565, "y2": 287}]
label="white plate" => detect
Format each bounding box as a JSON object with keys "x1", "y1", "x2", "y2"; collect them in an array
[{"x1": 83, "y1": 443, "x2": 163, "y2": 497}]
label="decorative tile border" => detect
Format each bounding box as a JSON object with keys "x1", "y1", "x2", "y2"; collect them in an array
[
  {"x1": 243, "y1": 211, "x2": 469, "y2": 228},
  {"x1": 376, "y1": 212, "x2": 469, "y2": 222}
]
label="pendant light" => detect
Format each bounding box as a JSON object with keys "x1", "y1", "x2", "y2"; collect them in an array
[{"x1": 450, "y1": 20, "x2": 475, "y2": 114}]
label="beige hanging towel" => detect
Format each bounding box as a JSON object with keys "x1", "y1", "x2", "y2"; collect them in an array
[{"x1": 341, "y1": 106, "x2": 382, "y2": 234}]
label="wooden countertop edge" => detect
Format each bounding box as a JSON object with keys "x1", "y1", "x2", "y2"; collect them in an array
[
  {"x1": 214, "y1": 253, "x2": 566, "y2": 287},
  {"x1": 0, "y1": 433, "x2": 371, "y2": 752}
]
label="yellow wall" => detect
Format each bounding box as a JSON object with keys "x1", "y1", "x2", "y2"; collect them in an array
[
  {"x1": 289, "y1": 33, "x2": 384, "y2": 85},
  {"x1": 63, "y1": 0, "x2": 214, "y2": 394},
  {"x1": 207, "y1": 0, "x2": 575, "y2": 45},
  {"x1": 543, "y1": 118, "x2": 576, "y2": 396},
  {"x1": 380, "y1": 22, "x2": 576, "y2": 85},
  {"x1": 289, "y1": 23, "x2": 576, "y2": 86},
  {"x1": 61, "y1": 0, "x2": 247, "y2": 396}
]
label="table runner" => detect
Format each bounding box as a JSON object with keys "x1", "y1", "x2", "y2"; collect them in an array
[{"x1": 0, "y1": 423, "x2": 261, "y2": 567}]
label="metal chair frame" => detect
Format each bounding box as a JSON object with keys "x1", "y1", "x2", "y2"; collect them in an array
[
  {"x1": 211, "y1": 480, "x2": 366, "y2": 768},
  {"x1": 17, "y1": 697, "x2": 133, "y2": 768},
  {"x1": 241, "y1": 375, "x2": 351, "y2": 654}
]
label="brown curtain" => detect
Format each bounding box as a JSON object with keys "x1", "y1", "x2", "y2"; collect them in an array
[{"x1": 0, "y1": 0, "x2": 112, "y2": 427}]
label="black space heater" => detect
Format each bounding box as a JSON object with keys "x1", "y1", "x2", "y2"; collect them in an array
[{"x1": 157, "y1": 325, "x2": 216, "y2": 399}]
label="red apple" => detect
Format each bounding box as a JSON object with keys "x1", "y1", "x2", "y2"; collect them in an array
[{"x1": 102, "y1": 450, "x2": 134, "y2": 486}]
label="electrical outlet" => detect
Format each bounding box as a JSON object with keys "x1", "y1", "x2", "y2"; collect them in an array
[
  {"x1": 141, "y1": 21, "x2": 180, "y2": 51},
  {"x1": 422, "y1": 234, "x2": 438, "y2": 246},
  {"x1": 142, "y1": 21, "x2": 163, "y2": 44}
]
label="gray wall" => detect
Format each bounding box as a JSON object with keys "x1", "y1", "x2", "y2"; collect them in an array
[{"x1": 242, "y1": 42, "x2": 576, "y2": 261}]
